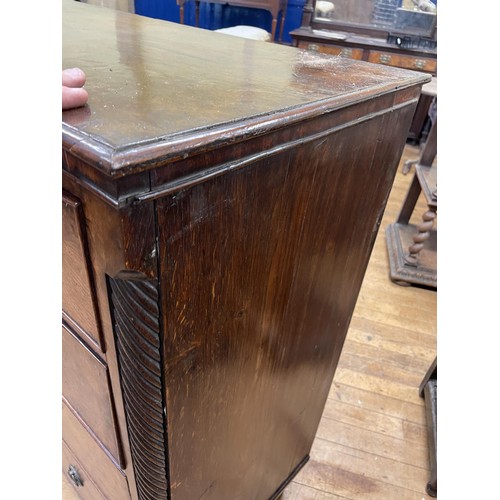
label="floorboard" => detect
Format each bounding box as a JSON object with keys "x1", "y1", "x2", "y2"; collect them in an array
[{"x1": 283, "y1": 143, "x2": 437, "y2": 500}]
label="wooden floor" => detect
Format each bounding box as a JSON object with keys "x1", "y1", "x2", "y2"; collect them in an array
[
  {"x1": 280, "y1": 143, "x2": 437, "y2": 500},
  {"x1": 63, "y1": 144, "x2": 437, "y2": 499}
]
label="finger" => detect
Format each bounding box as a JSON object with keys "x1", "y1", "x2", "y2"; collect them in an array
[
  {"x1": 62, "y1": 68, "x2": 87, "y2": 88},
  {"x1": 62, "y1": 86, "x2": 89, "y2": 110}
]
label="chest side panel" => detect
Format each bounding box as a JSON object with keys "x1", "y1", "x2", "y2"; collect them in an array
[{"x1": 156, "y1": 101, "x2": 416, "y2": 499}]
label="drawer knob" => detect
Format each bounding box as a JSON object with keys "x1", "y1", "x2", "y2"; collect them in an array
[
  {"x1": 414, "y1": 59, "x2": 426, "y2": 69},
  {"x1": 68, "y1": 465, "x2": 84, "y2": 487},
  {"x1": 379, "y1": 54, "x2": 392, "y2": 64},
  {"x1": 308, "y1": 43, "x2": 319, "y2": 52}
]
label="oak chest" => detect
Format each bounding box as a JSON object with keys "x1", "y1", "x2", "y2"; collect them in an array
[{"x1": 62, "y1": 1, "x2": 429, "y2": 498}]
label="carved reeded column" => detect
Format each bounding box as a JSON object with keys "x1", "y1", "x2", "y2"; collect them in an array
[{"x1": 109, "y1": 277, "x2": 169, "y2": 500}]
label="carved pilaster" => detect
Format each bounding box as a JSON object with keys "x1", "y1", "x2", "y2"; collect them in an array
[{"x1": 109, "y1": 277, "x2": 169, "y2": 500}]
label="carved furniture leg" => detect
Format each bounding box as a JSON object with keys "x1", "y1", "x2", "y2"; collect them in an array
[
  {"x1": 402, "y1": 99, "x2": 437, "y2": 174},
  {"x1": 397, "y1": 172, "x2": 421, "y2": 225},
  {"x1": 420, "y1": 116, "x2": 437, "y2": 167},
  {"x1": 271, "y1": 17, "x2": 277, "y2": 41},
  {"x1": 299, "y1": 0, "x2": 314, "y2": 28},
  {"x1": 385, "y1": 162, "x2": 437, "y2": 288},
  {"x1": 279, "y1": 12, "x2": 286, "y2": 42},
  {"x1": 403, "y1": 207, "x2": 437, "y2": 267},
  {"x1": 178, "y1": 0, "x2": 185, "y2": 24}
]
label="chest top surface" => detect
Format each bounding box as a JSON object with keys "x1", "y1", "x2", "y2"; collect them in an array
[{"x1": 62, "y1": 0, "x2": 429, "y2": 176}]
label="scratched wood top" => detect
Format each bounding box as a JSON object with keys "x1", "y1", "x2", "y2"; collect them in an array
[{"x1": 62, "y1": 0, "x2": 429, "y2": 175}]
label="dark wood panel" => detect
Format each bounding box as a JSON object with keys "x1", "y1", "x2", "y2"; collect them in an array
[
  {"x1": 62, "y1": 144, "x2": 438, "y2": 500},
  {"x1": 62, "y1": 402, "x2": 130, "y2": 499},
  {"x1": 157, "y1": 101, "x2": 416, "y2": 499},
  {"x1": 62, "y1": 3, "x2": 430, "y2": 499},
  {"x1": 62, "y1": 190, "x2": 103, "y2": 352},
  {"x1": 62, "y1": 324, "x2": 123, "y2": 466}
]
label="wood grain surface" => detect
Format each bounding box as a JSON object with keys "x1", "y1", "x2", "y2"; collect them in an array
[
  {"x1": 63, "y1": 144, "x2": 437, "y2": 499},
  {"x1": 62, "y1": 0, "x2": 428, "y2": 175}
]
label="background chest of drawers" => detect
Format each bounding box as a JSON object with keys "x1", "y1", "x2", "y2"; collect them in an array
[
  {"x1": 289, "y1": 11, "x2": 437, "y2": 146},
  {"x1": 290, "y1": 27, "x2": 437, "y2": 75},
  {"x1": 62, "y1": 1, "x2": 429, "y2": 498}
]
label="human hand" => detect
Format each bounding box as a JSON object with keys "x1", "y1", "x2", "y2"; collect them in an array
[{"x1": 62, "y1": 68, "x2": 88, "y2": 110}]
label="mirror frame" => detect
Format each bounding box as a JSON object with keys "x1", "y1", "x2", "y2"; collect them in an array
[{"x1": 302, "y1": 0, "x2": 436, "y2": 40}]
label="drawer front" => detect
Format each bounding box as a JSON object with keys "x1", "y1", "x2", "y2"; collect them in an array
[
  {"x1": 62, "y1": 324, "x2": 123, "y2": 466},
  {"x1": 62, "y1": 402, "x2": 130, "y2": 500},
  {"x1": 62, "y1": 190, "x2": 103, "y2": 352},
  {"x1": 63, "y1": 441, "x2": 105, "y2": 499},
  {"x1": 298, "y1": 40, "x2": 364, "y2": 59},
  {"x1": 368, "y1": 50, "x2": 437, "y2": 73}
]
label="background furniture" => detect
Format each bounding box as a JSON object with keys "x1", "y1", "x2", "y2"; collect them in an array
[
  {"x1": 420, "y1": 357, "x2": 437, "y2": 497},
  {"x1": 62, "y1": 1, "x2": 429, "y2": 498},
  {"x1": 77, "y1": 0, "x2": 135, "y2": 11},
  {"x1": 134, "y1": 0, "x2": 306, "y2": 44},
  {"x1": 290, "y1": 0, "x2": 436, "y2": 73},
  {"x1": 406, "y1": 76, "x2": 437, "y2": 146},
  {"x1": 290, "y1": 0, "x2": 436, "y2": 143},
  {"x1": 385, "y1": 104, "x2": 437, "y2": 288},
  {"x1": 177, "y1": 0, "x2": 288, "y2": 40},
  {"x1": 290, "y1": 28, "x2": 436, "y2": 74}
]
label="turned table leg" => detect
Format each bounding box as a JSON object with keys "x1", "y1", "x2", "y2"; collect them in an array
[
  {"x1": 403, "y1": 207, "x2": 437, "y2": 267},
  {"x1": 278, "y1": 12, "x2": 286, "y2": 42},
  {"x1": 178, "y1": 0, "x2": 185, "y2": 24}
]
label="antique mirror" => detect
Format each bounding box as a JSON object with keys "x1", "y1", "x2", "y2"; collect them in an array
[{"x1": 310, "y1": 0, "x2": 437, "y2": 44}]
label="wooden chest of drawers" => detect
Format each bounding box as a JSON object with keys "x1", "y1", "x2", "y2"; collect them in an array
[
  {"x1": 291, "y1": 28, "x2": 437, "y2": 76},
  {"x1": 298, "y1": 39, "x2": 437, "y2": 73},
  {"x1": 62, "y1": 1, "x2": 429, "y2": 498}
]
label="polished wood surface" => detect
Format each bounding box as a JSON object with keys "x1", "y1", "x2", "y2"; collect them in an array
[
  {"x1": 63, "y1": 2, "x2": 429, "y2": 498},
  {"x1": 62, "y1": 0, "x2": 428, "y2": 175},
  {"x1": 63, "y1": 145, "x2": 437, "y2": 499},
  {"x1": 155, "y1": 101, "x2": 416, "y2": 500}
]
